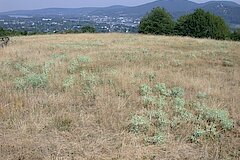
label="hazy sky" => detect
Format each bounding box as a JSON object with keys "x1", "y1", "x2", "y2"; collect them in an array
[{"x1": 0, "y1": 0, "x2": 240, "y2": 12}]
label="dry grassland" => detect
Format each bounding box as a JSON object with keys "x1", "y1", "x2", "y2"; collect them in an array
[{"x1": 0, "y1": 33, "x2": 239, "y2": 159}]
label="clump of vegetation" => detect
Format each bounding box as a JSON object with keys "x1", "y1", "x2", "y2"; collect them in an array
[
  {"x1": 80, "y1": 25, "x2": 96, "y2": 33},
  {"x1": 67, "y1": 55, "x2": 91, "y2": 74},
  {"x1": 146, "y1": 132, "x2": 166, "y2": 144},
  {"x1": 129, "y1": 83, "x2": 234, "y2": 145},
  {"x1": 62, "y1": 75, "x2": 75, "y2": 90},
  {"x1": 13, "y1": 62, "x2": 53, "y2": 89},
  {"x1": 79, "y1": 70, "x2": 100, "y2": 96},
  {"x1": 194, "y1": 103, "x2": 234, "y2": 131},
  {"x1": 138, "y1": 7, "x2": 175, "y2": 35},
  {"x1": 68, "y1": 59, "x2": 80, "y2": 74},
  {"x1": 51, "y1": 53, "x2": 67, "y2": 60},
  {"x1": 171, "y1": 87, "x2": 184, "y2": 98},
  {"x1": 130, "y1": 115, "x2": 150, "y2": 134},
  {"x1": 154, "y1": 83, "x2": 170, "y2": 96},
  {"x1": 139, "y1": 84, "x2": 152, "y2": 96}
]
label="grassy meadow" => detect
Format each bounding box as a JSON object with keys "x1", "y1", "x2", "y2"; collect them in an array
[{"x1": 0, "y1": 33, "x2": 239, "y2": 159}]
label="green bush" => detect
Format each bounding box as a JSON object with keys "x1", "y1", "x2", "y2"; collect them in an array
[
  {"x1": 175, "y1": 9, "x2": 230, "y2": 40},
  {"x1": 80, "y1": 25, "x2": 96, "y2": 33},
  {"x1": 138, "y1": 7, "x2": 175, "y2": 35}
]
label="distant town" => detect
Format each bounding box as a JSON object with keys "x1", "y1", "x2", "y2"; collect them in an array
[{"x1": 0, "y1": 14, "x2": 139, "y2": 33}]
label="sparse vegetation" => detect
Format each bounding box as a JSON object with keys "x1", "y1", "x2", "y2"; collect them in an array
[{"x1": 0, "y1": 33, "x2": 239, "y2": 159}]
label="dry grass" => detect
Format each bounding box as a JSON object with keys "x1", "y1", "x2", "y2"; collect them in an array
[{"x1": 0, "y1": 33, "x2": 239, "y2": 159}]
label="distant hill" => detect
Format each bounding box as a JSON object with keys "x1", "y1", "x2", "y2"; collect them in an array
[
  {"x1": 0, "y1": 0, "x2": 240, "y2": 25},
  {"x1": 200, "y1": 1, "x2": 240, "y2": 24}
]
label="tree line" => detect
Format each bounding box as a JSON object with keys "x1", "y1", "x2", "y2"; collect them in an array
[
  {"x1": 0, "y1": 25, "x2": 96, "y2": 37},
  {"x1": 139, "y1": 7, "x2": 240, "y2": 41},
  {"x1": 0, "y1": 27, "x2": 28, "y2": 37}
]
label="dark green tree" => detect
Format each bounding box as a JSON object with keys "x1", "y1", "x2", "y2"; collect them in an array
[
  {"x1": 81, "y1": 25, "x2": 96, "y2": 33},
  {"x1": 138, "y1": 7, "x2": 175, "y2": 35},
  {"x1": 230, "y1": 28, "x2": 240, "y2": 41},
  {"x1": 0, "y1": 27, "x2": 8, "y2": 37},
  {"x1": 175, "y1": 9, "x2": 230, "y2": 40},
  {"x1": 174, "y1": 15, "x2": 189, "y2": 36}
]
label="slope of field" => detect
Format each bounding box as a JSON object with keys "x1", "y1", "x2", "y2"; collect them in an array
[{"x1": 0, "y1": 33, "x2": 239, "y2": 159}]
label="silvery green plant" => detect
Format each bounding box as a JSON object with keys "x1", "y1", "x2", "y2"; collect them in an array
[
  {"x1": 142, "y1": 95, "x2": 156, "y2": 106},
  {"x1": 43, "y1": 61, "x2": 55, "y2": 75},
  {"x1": 132, "y1": 82, "x2": 234, "y2": 145},
  {"x1": 63, "y1": 75, "x2": 75, "y2": 90},
  {"x1": 77, "y1": 55, "x2": 91, "y2": 63},
  {"x1": 80, "y1": 70, "x2": 87, "y2": 78},
  {"x1": 82, "y1": 72, "x2": 100, "y2": 95},
  {"x1": 189, "y1": 128, "x2": 206, "y2": 142},
  {"x1": 174, "y1": 97, "x2": 193, "y2": 121},
  {"x1": 154, "y1": 83, "x2": 170, "y2": 96},
  {"x1": 14, "y1": 62, "x2": 51, "y2": 89},
  {"x1": 171, "y1": 87, "x2": 185, "y2": 98},
  {"x1": 148, "y1": 110, "x2": 169, "y2": 128},
  {"x1": 140, "y1": 84, "x2": 152, "y2": 96},
  {"x1": 146, "y1": 132, "x2": 166, "y2": 144},
  {"x1": 195, "y1": 103, "x2": 234, "y2": 130},
  {"x1": 130, "y1": 115, "x2": 149, "y2": 134},
  {"x1": 68, "y1": 59, "x2": 79, "y2": 74},
  {"x1": 156, "y1": 96, "x2": 166, "y2": 109},
  {"x1": 68, "y1": 56, "x2": 91, "y2": 74}
]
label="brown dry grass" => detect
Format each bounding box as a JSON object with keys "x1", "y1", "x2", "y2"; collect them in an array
[{"x1": 0, "y1": 33, "x2": 239, "y2": 159}]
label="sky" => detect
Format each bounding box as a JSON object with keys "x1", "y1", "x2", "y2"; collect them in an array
[{"x1": 0, "y1": 0, "x2": 240, "y2": 12}]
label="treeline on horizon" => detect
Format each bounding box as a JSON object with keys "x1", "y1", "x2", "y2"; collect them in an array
[
  {"x1": 139, "y1": 8, "x2": 240, "y2": 41},
  {"x1": 0, "y1": 7, "x2": 240, "y2": 41},
  {"x1": 0, "y1": 25, "x2": 96, "y2": 37}
]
